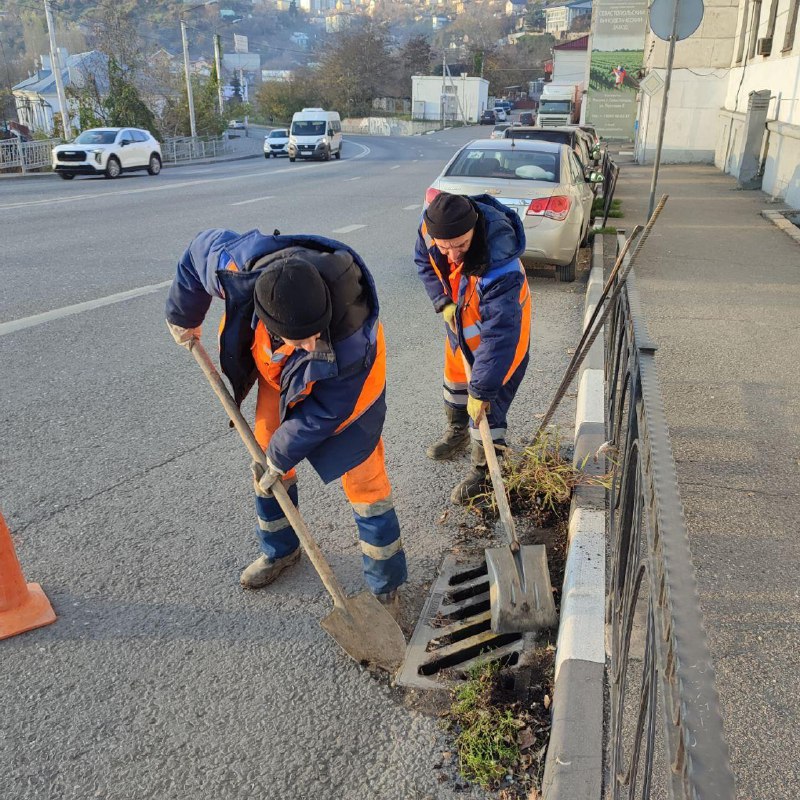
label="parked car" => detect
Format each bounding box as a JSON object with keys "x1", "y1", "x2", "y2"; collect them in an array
[
  {"x1": 424, "y1": 138, "x2": 602, "y2": 281},
  {"x1": 51, "y1": 127, "x2": 162, "y2": 180},
  {"x1": 518, "y1": 111, "x2": 535, "y2": 126},
  {"x1": 479, "y1": 109, "x2": 497, "y2": 125},
  {"x1": 490, "y1": 123, "x2": 511, "y2": 140},
  {"x1": 264, "y1": 128, "x2": 289, "y2": 158},
  {"x1": 492, "y1": 106, "x2": 508, "y2": 122},
  {"x1": 504, "y1": 125, "x2": 600, "y2": 172},
  {"x1": 228, "y1": 119, "x2": 246, "y2": 130}
]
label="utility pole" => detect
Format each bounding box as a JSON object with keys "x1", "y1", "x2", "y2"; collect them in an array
[
  {"x1": 43, "y1": 0, "x2": 72, "y2": 139},
  {"x1": 214, "y1": 33, "x2": 224, "y2": 115},
  {"x1": 647, "y1": 0, "x2": 680, "y2": 218},
  {"x1": 180, "y1": 15, "x2": 198, "y2": 138},
  {"x1": 441, "y1": 51, "x2": 447, "y2": 126}
]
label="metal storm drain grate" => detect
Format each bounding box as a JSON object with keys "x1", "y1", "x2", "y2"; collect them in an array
[{"x1": 396, "y1": 554, "x2": 537, "y2": 690}]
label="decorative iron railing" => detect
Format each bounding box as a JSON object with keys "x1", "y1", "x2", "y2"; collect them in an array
[
  {"x1": 161, "y1": 135, "x2": 233, "y2": 163},
  {"x1": 605, "y1": 237, "x2": 735, "y2": 799},
  {"x1": 0, "y1": 138, "x2": 60, "y2": 173}
]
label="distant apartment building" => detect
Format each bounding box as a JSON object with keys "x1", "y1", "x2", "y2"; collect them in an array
[
  {"x1": 545, "y1": 0, "x2": 591, "y2": 35},
  {"x1": 635, "y1": 0, "x2": 800, "y2": 208}
]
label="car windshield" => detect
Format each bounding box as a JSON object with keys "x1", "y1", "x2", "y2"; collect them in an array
[
  {"x1": 269, "y1": 130, "x2": 287, "y2": 138},
  {"x1": 508, "y1": 130, "x2": 570, "y2": 145},
  {"x1": 540, "y1": 100, "x2": 572, "y2": 113},
  {"x1": 447, "y1": 148, "x2": 559, "y2": 182},
  {"x1": 74, "y1": 130, "x2": 117, "y2": 144},
  {"x1": 291, "y1": 121, "x2": 325, "y2": 136}
]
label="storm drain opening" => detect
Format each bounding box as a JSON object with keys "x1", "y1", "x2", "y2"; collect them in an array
[{"x1": 396, "y1": 554, "x2": 540, "y2": 690}]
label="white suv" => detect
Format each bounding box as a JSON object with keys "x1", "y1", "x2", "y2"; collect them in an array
[{"x1": 52, "y1": 127, "x2": 162, "y2": 180}]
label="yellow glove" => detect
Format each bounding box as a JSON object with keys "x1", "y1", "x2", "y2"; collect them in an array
[
  {"x1": 167, "y1": 320, "x2": 202, "y2": 350},
  {"x1": 442, "y1": 303, "x2": 457, "y2": 331},
  {"x1": 467, "y1": 395, "x2": 490, "y2": 423}
]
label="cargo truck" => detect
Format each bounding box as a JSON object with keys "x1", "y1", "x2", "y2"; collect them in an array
[{"x1": 537, "y1": 83, "x2": 581, "y2": 127}]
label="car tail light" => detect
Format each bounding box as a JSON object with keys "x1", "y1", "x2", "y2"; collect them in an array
[
  {"x1": 425, "y1": 187, "x2": 440, "y2": 205},
  {"x1": 526, "y1": 195, "x2": 571, "y2": 221}
]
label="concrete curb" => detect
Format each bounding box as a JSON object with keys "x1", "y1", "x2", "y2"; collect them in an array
[
  {"x1": 541, "y1": 236, "x2": 607, "y2": 800},
  {"x1": 761, "y1": 208, "x2": 800, "y2": 245}
]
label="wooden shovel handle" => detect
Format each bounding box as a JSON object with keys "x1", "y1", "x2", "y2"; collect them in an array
[
  {"x1": 189, "y1": 340, "x2": 349, "y2": 609},
  {"x1": 460, "y1": 353, "x2": 520, "y2": 551}
]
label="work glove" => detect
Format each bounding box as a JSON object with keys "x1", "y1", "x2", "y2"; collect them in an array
[
  {"x1": 167, "y1": 321, "x2": 202, "y2": 350},
  {"x1": 467, "y1": 395, "x2": 490, "y2": 424},
  {"x1": 251, "y1": 458, "x2": 285, "y2": 497},
  {"x1": 441, "y1": 302, "x2": 457, "y2": 332}
]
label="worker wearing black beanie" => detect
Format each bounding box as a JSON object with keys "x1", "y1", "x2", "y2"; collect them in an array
[
  {"x1": 414, "y1": 191, "x2": 531, "y2": 504},
  {"x1": 254, "y1": 256, "x2": 332, "y2": 343}
]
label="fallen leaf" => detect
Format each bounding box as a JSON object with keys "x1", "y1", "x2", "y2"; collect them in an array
[
  {"x1": 544, "y1": 694, "x2": 551, "y2": 710},
  {"x1": 518, "y1": 727, "x2": 535, "y2": 751}
]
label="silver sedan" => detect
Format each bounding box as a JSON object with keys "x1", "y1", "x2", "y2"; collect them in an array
[{"x1": 425, "y1": 138, "x2": 601, "y2": 281}]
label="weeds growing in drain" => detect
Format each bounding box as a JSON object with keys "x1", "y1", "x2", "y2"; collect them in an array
[
  {"x1": 592, "y1": 196, "x2": 624, "y2": 218},
  {"x1": 447, "y1": 661, "x2": 521, "y2": 788},
  {"x1": 469, "y1": 428, "x2": 613, "y2": 526}
]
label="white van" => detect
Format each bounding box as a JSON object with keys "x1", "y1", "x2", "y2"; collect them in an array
[{"x1": 288, "y1": 108, "x2": 342, "y2": 162}]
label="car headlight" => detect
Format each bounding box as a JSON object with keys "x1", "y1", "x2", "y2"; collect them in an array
[{"x1": 317, "y1": 137, "x2": 327, "y2": 146}]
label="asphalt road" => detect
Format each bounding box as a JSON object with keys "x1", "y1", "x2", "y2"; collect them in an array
[{"x1": 1, "y1": 128, "x2": 586, "y2": 799}]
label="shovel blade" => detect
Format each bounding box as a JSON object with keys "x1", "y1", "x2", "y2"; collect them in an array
[
  {"x1": 320, "y1": 591, "x2": 406, "y2": 674},
  {"x1": 486, "y1": 544, "x2": 558, "y2": 634}
]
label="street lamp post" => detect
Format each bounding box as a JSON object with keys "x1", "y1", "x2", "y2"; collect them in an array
[{"x1": 180, "y1": 0, "x2": 219, "y2": 139}]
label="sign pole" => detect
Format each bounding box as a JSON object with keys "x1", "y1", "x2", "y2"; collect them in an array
[{"x1": 647, "y1": 0, "x2": 681, "y2": 218}]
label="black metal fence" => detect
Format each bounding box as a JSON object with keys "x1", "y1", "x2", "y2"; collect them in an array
[
  {"x1": 600, "y1": 151, "x2": 620, "y2": 228},
  {"x1": 604, "y1": 238, "x2": 735, "y2": 799}
]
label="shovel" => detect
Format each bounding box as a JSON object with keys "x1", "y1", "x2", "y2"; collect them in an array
[
  {"x1": 461, "y1": 353, "x2": 558, "y2": 634},
  {"x1": 189, "y1": 340, "x2": 406, "y2": 674}
]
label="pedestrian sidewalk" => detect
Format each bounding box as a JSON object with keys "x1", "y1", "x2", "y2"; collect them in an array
[{"x1": 616, "y1": 161, "x2": 800, "y2": 800}]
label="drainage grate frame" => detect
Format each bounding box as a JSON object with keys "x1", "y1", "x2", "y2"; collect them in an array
[{"x1": 396, "y1": 554, "x2": 541, "y2": 690}]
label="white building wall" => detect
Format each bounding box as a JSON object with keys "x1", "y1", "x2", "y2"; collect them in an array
[
  {"x1": 411, "y1": 75, "x2": 489, "y2": 122},
  {"x1": 553, "y1": 49, "x2": 587, "y2": 84}
]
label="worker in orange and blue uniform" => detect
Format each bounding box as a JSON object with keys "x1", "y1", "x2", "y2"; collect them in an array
[
  {"x1": 165, "y1": 231, "x2": 406, "y2": 608},
  {"x1": 414, "y1": 192, "x2": 531, "y2": 504}
]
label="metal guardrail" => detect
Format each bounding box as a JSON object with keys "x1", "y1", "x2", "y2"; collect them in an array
[
  {"x1": 161, "y1": 135, "x2": 233, "y2": 163},
  {"x1": 604, "y1": 237, "x2": 736, "y2": 799},
  {"x1": 0, "y1": 138, "x2": 60, "y2": 173}
]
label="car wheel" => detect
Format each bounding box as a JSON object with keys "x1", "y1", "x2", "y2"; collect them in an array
[
  {"x1": 59, "y1": 172, "x2": 75, "y2": 180},
  {"x1": 557, "y1": 250, "x2": 577, "y2": 283},
  {"x1": 264, "y1": 152, "x2": 270, "y2": 159},
  {"x1": 334, "y1": 146, "x2": 341, "y2": 160},
  {"x1": 324, "y1": 148, "x2": 331, "y2": 161},
  {"x1": 105, "y1": 156, "x2": 121, "y2": 179},
  {"x1": 147, "y1": 154, "x2": 162, "y2": 175},
  {"x1": 289, "y1": 156, "x2": 296, "y2": 162}
]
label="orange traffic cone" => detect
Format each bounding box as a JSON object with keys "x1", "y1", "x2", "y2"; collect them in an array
[{"x1": 0, "y1": 510, "x2": 56, "y2": 640}]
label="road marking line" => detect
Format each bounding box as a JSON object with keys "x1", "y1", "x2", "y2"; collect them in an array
[
  {"x1": 403, "y1": 204, "x2": 420, "y2": 211},
  {"x1": 345, "y1": 176, "x2": 361, "y2": 181},
  {"x1": 0, "y1": 281, "x2": 173, "y2": 337},
  {"x1": 0, "y1": 141, "x2": 372, "y2": 211},
  {"x1": 390, "y1": 165, "x2": 401, "y2": 170},
  {"x1": 332, "y1": 224, "x2": 367, "y2": 234},
  {"x1": 230, "y1": 195, "x2": 275, "y2": 206}
]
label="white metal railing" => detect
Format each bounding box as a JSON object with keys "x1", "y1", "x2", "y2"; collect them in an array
[
  {"x1": 0, "y1": 138, "x2": 60, "y2": 173},
  {"x1": 161, "y1": 135, "x2": 233, "y2": 163}
]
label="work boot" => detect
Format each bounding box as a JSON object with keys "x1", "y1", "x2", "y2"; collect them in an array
[
  {"x1": 426, "y1": 405, "x2": 470, "y2": 461},
  {"x1": 240, "y1": 548, "x2": 301, "y2": 589},
  {"x1": 375, "y1": 589, "x2": 401, "y2": 621},
  {"x1": 450, "y1": 441, "x2": 501, "y2": 505}
]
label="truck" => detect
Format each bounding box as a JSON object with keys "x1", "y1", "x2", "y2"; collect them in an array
[{"x1": 537, "y1": 83, "x2": 581, "y2": 128}]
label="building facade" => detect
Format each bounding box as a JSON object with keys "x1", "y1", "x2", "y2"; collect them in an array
[
  {"x1": 552, "y1": 34, "x2": 589, "y2": 84},
  {"x1": 635, "y1": 0, "x2": 800, "y2": 207},
  {"x1": 411, "y1": 74, "x2": 489, "y2": 123},
  {"x1": 545, "y1": 0, "x2": 592, "y2": 35}
]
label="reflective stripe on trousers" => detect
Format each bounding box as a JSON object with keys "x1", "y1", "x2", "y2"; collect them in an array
[{"x1": 341, "y1": 438, "x2": 407, "y2": 595}]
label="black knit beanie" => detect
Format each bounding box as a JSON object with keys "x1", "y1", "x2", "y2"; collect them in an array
[
  {"x1": 424, "y1": 193, "x2": 478, "y2": 239},
  {"x1": 253, "y1": 256, "x2": 332, "y2": 340}
]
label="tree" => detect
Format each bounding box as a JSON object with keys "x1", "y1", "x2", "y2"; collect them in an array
[
  {"x1": 230, "y1": 72, "x2": 243, "y2": 105},
  {"x1": 399, "y1": 35, "x2": 433, "y2": 84},
  {"x1": 104, "y1": 58, "x2": 159, "y2": 133},
  {"x1": 256, "y1": 70, "x2": 322, "y2": 122},
  {"x1": 289, "y1": 0, "x2": 297, "y2": 19},
  {"x1": 481, "y1": 34, "x2": 554, "y2": 96}
]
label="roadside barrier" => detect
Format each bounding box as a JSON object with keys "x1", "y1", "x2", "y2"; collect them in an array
[{"x1": 0, "y1": 511, "x2": 56, "y2": 640}]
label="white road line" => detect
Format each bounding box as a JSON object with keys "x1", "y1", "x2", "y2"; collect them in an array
[
  {"x1": 412, "y1": 159, "x2": 419, "y2": 163},
  {"x1": 345, "y1": 176, "x2": 361, "y2": 181},
  {"x1": 403, "y1": 204, "x2": 420, "y2": 211},
  {"x1": 230, "y1": 195, "x2": 275, "y2": 206},
  {"x1": 0, "y1": 140, "x2": 372, "y2": 212},
  {"x1": 0, "y1": 281, "x2": 172, "y2": 337},
  {"x1": 332, "y1": 224, "x2": 367, "y2": 234},
  {"x1": 390, "y1": 165, "x2": 401, "y2": 170}
]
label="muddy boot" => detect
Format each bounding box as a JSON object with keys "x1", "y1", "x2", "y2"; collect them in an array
[
  {"x1": 240, "y1": 548, "x2": 301, "y2": 589},
  {"x1": 426, "y1": 405, "x2": 470, "y2": 461},
  {"x1": 449, "y1": 441, "x2": 497, "y2": 505}
]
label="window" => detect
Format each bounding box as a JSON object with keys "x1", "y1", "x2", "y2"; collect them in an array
[
  {"x1": 784, "y1": 0, "x2": 799, "y2": 51},
  {"x1": 446, "y1": 147, "x2": 560, "y2": 182},
  {"x1": 748, "y1": 0, "x2": 763, "y2": 58}
]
